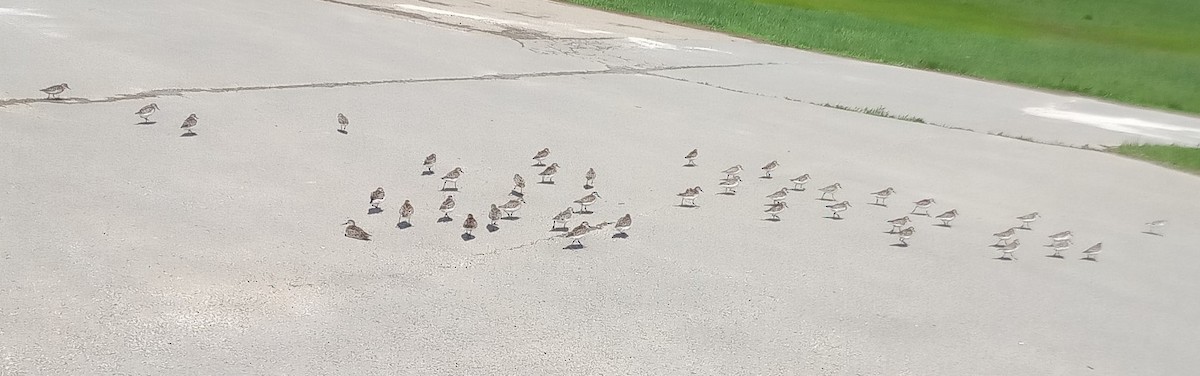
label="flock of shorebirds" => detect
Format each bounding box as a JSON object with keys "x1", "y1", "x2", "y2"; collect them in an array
[{"x1": 37, "y1": 83, "x2": 1169, "y2": 258}]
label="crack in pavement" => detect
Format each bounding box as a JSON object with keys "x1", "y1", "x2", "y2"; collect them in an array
[{"x1": 0, "y1": 63, "x2": 776, "y2": 108}]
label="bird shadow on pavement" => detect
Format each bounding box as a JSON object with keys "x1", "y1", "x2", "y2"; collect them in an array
[
  {"x1": 537, "y1": 181, "x2": 555, "y2": 185},
  {"x1": 550, "y1": 226, "x2": 568, "y2": 232},
  {"x1": 461, "y1": 233, "x2": 475, "y2": 241},
  {"x1": 486, "y1": 224, "x2": 499, "y2": 233},
  {"x1": 533, "y1": 163, "x2": 546, "y2": 167},
  {"x1": 1045, "y1": 255, "x2": 1065, "y2": 259},
  {"x1": 1142, "y1": 231, "x2": 1163, "y2": 236},
  {"x1": 988, "y1": 244, "x2": 1006, "y2": 248},
  {"x1": 1080, "y1": 257, "x2": 1098, "y2": 262},
  {"x1": 1016, "y1": 227, "x2": 1033, "y2": 231},
  {"x1": 337, "y1": 129, "x2": 348, "y2": 135},
  {"x1": 612, "y1": 233, "x2": 628, "y2": 239},
  {"x1": 440, "y1": 187, "x2": 459, "y2": 192},
  {"x1": 437, "y1": 216, "x2": 453, "y2": 223},
  {"x1": 584, "y1": 184, "x2": 593, "y2": 190},
  {"x1": 994, "y1": 257, "x2": 1015, "y2": 261},
  {"x1": 760, "y1": 175, "x2": 773, "y2": 179},
  {"x1": 816, "y1": 197, "x2": 835, "y2": 201},
  {"x1": 762, "y1": 217, "x2": 781, "y2": 222},
  {"x1": 824, "y1": 216, "x2": 844, "y2": 221},
  {"x1": 563, "y1": 243, "x2": 584, "y2": 250},
  {"x1": 367, "y1": 207, "x2": 383, "y2": 215},
  {"x1": 716, "y1": 192, "x2": 736, "y2": 196},
  {"x1": 396, "y1": 221, "x2": 412, "y2": 229},
  {"x1": 790, "y1": 188, "x2": 806, "y2": 192},
  {"x1": 934, "y1": 223, "x2": 952, "y2": 228},
  {"x1": 575, "y1": 210, "x2": 594, "y2": 215},
  {"x1": 869, "y1": 203, "x2": 888, "y2": 207},
  {"x1": 180, "y1": 132, "x2": 197, "y2": 137},
  {"x1": 502, "y1": 216, "x2": 521, "y2": 221},
  {"x1": 510, "y1": 190, "x2": 524, "y2": 197},
  {"x1": 135, "y1": 121, "x2": 157, "y2": 125},
  {"x1": 890, "y1": 243, "x2": 909, "y2": 248},
  {"x1": 683, "y1": 163, "x2": 696, "y2": 167},
  {"x1": 676, "y1": 204, "x2": 699, "y2": 208},
  {"x1": 421, "y1": 170, "x2": 435, "y2": 176}
]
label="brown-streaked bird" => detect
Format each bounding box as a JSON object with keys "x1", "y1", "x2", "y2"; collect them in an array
[{"x1": 342, "y1": 220, "x2": 371, "y2": 241}]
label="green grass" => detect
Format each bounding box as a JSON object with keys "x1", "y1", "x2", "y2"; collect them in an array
[
  {"x1": 1112, "y1": 144, "x2": 1200, "y2": 174},
  {"x1": 561, "y1": 0, "x2": 1200, "y2": 114}
]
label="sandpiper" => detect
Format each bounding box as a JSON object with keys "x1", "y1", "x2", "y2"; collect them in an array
[
  {"x1": 998, "y1": 239, "x2": 1021, "y2": 260},
  {"x1": 135, "y1": 103, "x2": 159, "y2": 122},
  {"x1": 718, "y1": 176, "x2": 742, "y2": 194},
  {"x1": 898, "y1": 226, "x2": 916, "y2": 246},
  {"x1": 870, "y1": 187, "x2": 896, "y2": 206},
  {"x1": 826, "y1": 201, "x2": 851, "y2": 219},
  {"x1": 574, "y1": 192, "x2": 601, "y2": 213},
  {"x1": 935, "y1": 209, "x2": 958, "y2": 226},
  {"x1": 369, "y1": 187, "x2": 386, "y2": 209},
  {"x1": 562, "y1": 221, "x2": 594, "y2": 247},
  {"x1": 1082, "y1": 242, "x2": 1103, "y2": 261},
  {"x1": 585, "y1": 168, "x2": 597, "y2": 187},
  {"x1": 1016, "y1": 212, "x2": 1040, "y2": 229},
  {"x1": 180, "y1": 113, "x2": 199, "y2": 135},
  {"x1": 513, "y1": 173, "x2": 526, "y2": 193},
  {"x1": 911, "y1": 198, "x2": 936, "y2": 215},
  {"x1": 441, "y1": 167, "x2": 464, "y2": 190},
  {"x1": 399, "y1": 199, "x2": 414, "y2": 224},
  {"x1": 342, "y1": 220, "x2": 371, "y2": 241},
  {"x1": 684, "y1": 149, "x2": 699, "y2": 166},
  {"x1": 1048, "y1": 230, "x2": 1073, "y2": 243},
  {"x1": 552, "y1": 207, "x2": 573, "y2": 228},
  {"x1": 721, "y1": 165, "x2": 743, "y2": 178},
  {"x1": 40, "y1": 83, "x2": 69, "y2": 99},
  {"x1": 539, "y1": 163, "x2": 560, "y2": 183},
  {"x1": 1049, "y1": 239, "x2": 1072, "y2": 258},
  {"x1": 498, "y1": 197, "x2": 525, "y2": 218},
  {"x1": 761, "y1": 160, "x2": 779, "y2": 178},
  {"x1": 423, "y1": 153, "x2": 437, "y2": 174},
  {"x1": 766, "y1": 187, "x2": 789, "y2": 203},
  {"x1": 817, "y1": 183, "x2": 841, "y2": 200},
  {"x1": 614, "y1": 214, "x2": 632, "y2": 235},
  {"x1": 790, "y1": 174, "x2": 811, "y2": 191},
  {"x1": 1145, "y1": 220, "x2": 1167, "y2": 235},
  {"x1": 463, "y1": 214, "x2": 478, "y2": 235},
  {"x1": 337, "y1": 113, "x2": 348, "y2": 132},
  {"x1": 439, "y1": 195, "x2": 456, "y2": 218},
  {"x1": 678, "y1": 186, "x2": 702, "y2": 206},
  {"x1": 764, "y1": 202, "x2": 788, "y2": 220},
  {"x1": 532, "y1": 148, "x2": 550, "y2": 166},
  {"x1": 887, "y1": 216, "x2": 911, "y2": 233},
  {"x1": 993, "y1": 227, "x2": 1016, "y2": 246},
  {"x1": 489, "y1": 204, "x2": 502, "y2": 226}
]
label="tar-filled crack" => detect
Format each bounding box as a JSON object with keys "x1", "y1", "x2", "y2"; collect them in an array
[{"x1": 0, "y1": 63, "x2": 775, "y2": 108}]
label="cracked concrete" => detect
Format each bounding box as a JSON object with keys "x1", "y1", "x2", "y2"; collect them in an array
[{"x1": 2, "y1": 0, "x2": 1200, "y2": 375}]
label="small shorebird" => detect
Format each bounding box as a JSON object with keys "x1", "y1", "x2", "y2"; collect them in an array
[
  {"x1": 870, "y1": 187, "x2": 896, "y2": 206},
  {"x1": 764, "y1": 202, "x2": 788, "y2": 220},
  {"x1": 935, "y1": 209, "x2": 958, "y2": 226},
  {"x1": 489, "y1": 204, "x2": 502, "y2": 226},
  {"x1": 766, "y1": 187, "x2": 788, "y2": 203},
  {"x1": 718, "y1": 176, "x2": 742, "y2": 194},
  {"x1": 614, "y1": 214, "x2": 632, "y2": 235},
  {"x1": 1048, "y1": 230, "x2": 1073, "y2": 243},
  {"x1": 897, "y1": 226, "x2": 916, "y2": 246},
  {"x1": 1016, "y1": 212, "x2": 1040, "y2": 229},
  {"x1": 721, "y1": 165, "x2": 743, "y2": 178},
  {"x1": 41, "y1": 83, "x2": 69, "y2": 99},
  {"x1": 439, "y1": 195, "x2": 456, "y2": 219},
  {"x1": 337, "y1": 113, "x2": 348, "y2": 132},
  {"x1": 817, "y1": 183, "x2": 841, "y2": 200},
  {"x1": 574, "y1": 192, "x2": 601, "y2": 213},
  {"x1": 998, "y1": 239, "x2": 1021, "y2": 260},
  {"x1": 1145, "y1": 220, "x2": 1167, "y2": 235},
  {"x1": 463, "y1": 214, "x2": 478, "y2": 235},
  {"x1": 343, "y1": 220, "x2": 371, "y2": 241},
  {"x1": 538, "y1": 163, "x2": 560, "y2": 183},
  {"x1": 993, "y1": 227, "x2": 1016, "y2": 246},
  {"x1": 562, "y1": 221, "x2": 595, "y2": 248},
  {"x1": 1082, "y1": 242, "x2": 1103, "y2": 261},
  {"x1": 423, "y1": 153, "x2": 437, "y2": 174},
  {"x1": 585, "y1": 168, "x2": 596, "y2": 187},
  {"x1": 911, "y1": 198, "x2": 936, "y2": 215},
  {"x1": 826, "y1": 201, "x2": 851, "y2": 219},
  {"x1": 532, "y1": 148, "x2": 551, "y2": 166},
  {"x1": 513, "y1": 173, "x2": 526, "y2": 193},
  {"x1": 684, "y1": 149, "x2": 699, "y2": 166},
  {"x1": 887, "y1": 216, "x2": 911, "y2": 233},
  {"x1": 790, "y1": 174, "x2": 811, "y2": 191},
  {"x1": 498, "y1": 197, "x2": 525, "y2": 218},
  {"x1": 369, "y1": 187, "x2": 386, "y2": 209},
  {"x1": 441, "y1": 167, "x2": 464, "y2": 190},
  {"x1": 552, "y1": 207, "x2": 573, "y2": 228},
  {"x1": 135, "y1": 103, "x2": 159, "y2": 122},
  {"x1": 1049, "y1": 239, "x2": 1072, "y2": 258},
  {"x1": 678, "y1": 186, "x2": 702, "y2": 206},
  {"x1": 180, "y1": 114, "x2": 199, "y2": 135},
  {"x1": 399, "y1": 199, "x2": 414, "y2": 224},
  {"x1": 761, "y1": 160, "x2": 779, "y2": 178}
]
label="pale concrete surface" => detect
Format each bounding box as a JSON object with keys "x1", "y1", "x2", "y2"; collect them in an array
[{"x1": 2, "y1": 1, "x2": 1199, "y2": 375}]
